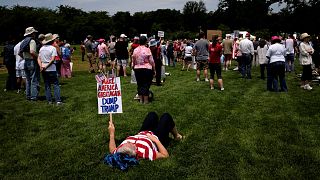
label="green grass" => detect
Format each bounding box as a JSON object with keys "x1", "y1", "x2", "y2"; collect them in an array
[{"x1": 1, "y1": 47, "x2": 320, "y2": 179}]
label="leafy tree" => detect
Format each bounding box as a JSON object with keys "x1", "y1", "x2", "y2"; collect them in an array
[{"x1": 183, "y1": 1, "x2": 207, "y2": 32}]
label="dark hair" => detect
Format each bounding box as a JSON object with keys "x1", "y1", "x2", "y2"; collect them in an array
[
  {"x1": 259, "y1": 39, "x2": 266, "y2": 48},
  {"x1": 198, "y1": 31, "x2": 205, "y2": 39},
  {"x1": 211, "y1": 35, "x2": 219, "y2": 46},
  {"x1": 139, "y1": 36, "x2": 147, "y2": 45},
  {"x1": 272, "y1": 38, "x2": 281, "y2": 44}
]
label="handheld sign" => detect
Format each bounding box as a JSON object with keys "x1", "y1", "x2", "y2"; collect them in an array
[
  {"x1": 97, "y1": 77, "x2": 123, "y2": 114},
  {"x1": 158, "y1": 31, "x2": 164, "y2": 38}
]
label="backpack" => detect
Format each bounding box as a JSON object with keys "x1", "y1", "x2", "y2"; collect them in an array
[{"x1": 18, "y1": 37, "x2": 32, "y2": 58}]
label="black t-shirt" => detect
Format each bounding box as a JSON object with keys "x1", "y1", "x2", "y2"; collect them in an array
[{"x1": 115, "y1": 40, "x2": 129, "y2": 59}]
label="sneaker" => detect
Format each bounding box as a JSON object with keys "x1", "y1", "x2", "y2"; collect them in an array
[
  {"x1": 300, "y1": 85, "x2": 305, "y2": 88},
  {"x1": 196, "y1": 78, "x2": 200, "y2": 82},
  {"x1": 304, "y1": 84, "x2": 312, "y2": 90},
  {"x1": 17, "y1": 89, "x2": 21, "y2": 94},
  {"x1": 205, "y1": 78, "x2": 209, "y2": 82},
  {"x1": 221, "y1": 87, "x2": 225, "y2": 91},
  {"x1": 233, "y1": 67, "x2": 239, "y2": 71},
  {"x1": 56, "y1": 102, "x2": 63, "y2": 105},
  {"x1": 210, "y1": 87, "x2": 214, "y2": 90}
]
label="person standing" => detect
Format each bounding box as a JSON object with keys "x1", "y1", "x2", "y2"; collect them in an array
[
  {"x1": 3, "y1": 38, "x2": 16, "y2": 91},
  {"x1": 257, "y1": 39, "x2": 269, "y2": 80},
  {"x1": 96, "y1": 39, "x2": 109, "y2": 74},
  {"x1": 266, "y1": 36, "x2": 288, "y2": 92},
  {"x1": 37, "y1": 33, "x2": 62, "y2": 105},
  {"x1": 208, "y1": 35, "x2": 224, "y2": 90},
  {"x1": 115, "y1": 34, "x2": 129, "y2": 77},
  {"x1": 166, "y1": 41, "x2": 174, "y2": 67},
  {"x1": 14, "y1": 40, "x2": 26, "y2": 93},
  {"x1": 108, "y1": 36, "x2": 116, "y2": 71},
  {"x1": 20, "y1": 27, "x2": 39, "y2": 100},
  {"x1": 132, "y1": 36, "x2": 156, "y2": 104},
  {"x1": 239, "y1": 32, "x2": 254, "y2": 79},
  {"x1": 193, "y1": 31, "x2": 209, "y2": 82},
  {"x1": 182, "y1": 42, "x2": 193, "y2": 71},
  {"x1": 60, "y1": 43, "x2": 72, "y2": 78},
  {"x1": 284, "y1": 34, "x2": 296, "y2": 72},
  {"x1": 80, "y1": 41, "x2": 85, "y2": 62},
  {"x1": 85, "y1": 35, "x2": 96, "y2": 73},
  {"x1": 149, "y1": 39, "x2": 162, "y2": 86},
  {"x1": 221, "y1": 34, "x2": 233, "y2": 71},
  {"x1": 299, "y1": 33, "x2": 314, "y2": 90}
]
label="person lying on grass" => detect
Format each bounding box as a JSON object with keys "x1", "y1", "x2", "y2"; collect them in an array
[{"x1": 104, "y1": 112, "x2": 183, "y2": 171}]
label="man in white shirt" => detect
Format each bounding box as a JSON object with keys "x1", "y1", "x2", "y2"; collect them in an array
[{"x1": 239, "y1": 33, "x2": 254, "y2": 79}]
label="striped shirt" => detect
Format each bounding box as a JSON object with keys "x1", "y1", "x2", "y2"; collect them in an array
[{"x1": 114, "y1": 131, "x2": 158, "y2": 161}]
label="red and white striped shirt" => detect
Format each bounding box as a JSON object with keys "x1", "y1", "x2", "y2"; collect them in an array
[{"x1": 114, "y1": 131, "x2": 158, "y2": 161}]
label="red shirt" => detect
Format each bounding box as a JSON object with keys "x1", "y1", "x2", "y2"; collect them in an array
[
  {"x1": 208, "y1": 43, "x2": 222, "y2": 64},
  {"x1": 114, "y1": 131, "x2": 158, "y2": 161}
]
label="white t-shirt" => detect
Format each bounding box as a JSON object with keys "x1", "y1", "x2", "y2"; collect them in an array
[
  {"x1": 184, "y1": 46, "x2": 193, "y2": 57},
  {"x1": 14, "y1": 41, "x2": 25, "y2": 70},
  {"x1": 285, "y1": 38, "x2": 294, "y2": 54},
  {"x1": 266, "y1": 43, "x2": 286, "y2": 64},
  {"x1": 39, "y1": 45, "x2": 58, "y2": 72}
]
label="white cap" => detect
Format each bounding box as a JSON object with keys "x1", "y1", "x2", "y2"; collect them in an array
[{"x1": 120, "y1": 34, "x2": 127, "y2": 38}]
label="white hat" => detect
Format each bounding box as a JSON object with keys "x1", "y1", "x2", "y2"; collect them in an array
[
  {"x1": 24, "y1": 27, "x2": 38, "y2": 36},
  {"x1": 64, "y1": 43, "x2": 71, "y2": 48},
  {"x1": 149, "y1": 39, "x2": 157, "y2": 47},
  {"x1": 300, "y1": 33, "x2": 310, "y2": 40},
  {"x1": 42, "y1": 33, "x2": 57, "y2": 44},
  {"x1": 120, "y1": 34, "x2": 127, "y2": 38}
]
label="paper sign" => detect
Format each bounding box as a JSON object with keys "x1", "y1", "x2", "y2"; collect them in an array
[
  {"x1": 97, "y1": 77, "x2": 122, "y2": 114},
  {"x1": 95, "y1": 73, "x2": 107, "y2": 84},
  {"x1": 158, "y1": 31, "x2": 164, "y2": 37}
]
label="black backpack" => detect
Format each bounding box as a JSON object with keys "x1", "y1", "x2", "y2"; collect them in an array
[{"x1": 18, "y1": 37, "x2": 32, "y2": 58}]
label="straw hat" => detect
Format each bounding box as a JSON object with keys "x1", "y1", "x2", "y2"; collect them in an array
[
  {"x1": 24, "y1": 27, "x2": 38, "y2": 36},
  {"x1": 300, "y1": 33, "x2": 310, "y2": 40},
  {"x1": 42, "y1": 33, "x2": 57, "y2": 44}
]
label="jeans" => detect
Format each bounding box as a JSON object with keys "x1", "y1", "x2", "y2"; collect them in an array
[
  {"x1": 139, "y1": 112, "x2": 175, "y2": 147},
  {"x1": 266, "y1": 64, "x2": 273, "y2": 91},
  {"x1": 260, "y1": 64, "x2": 267, "y2": 80},
  {"x1": 42, "y1": 71, "x2": 61, "y2": 102},
  {"x1": 270, "y1": 61, "x2": 287, "y2": 92},
  {"x1": 24, "y1": 59, "x2": 39, "y2": 100},
  {"x1": 240, "y1": 53, "x2": 252, "y2": 78}
]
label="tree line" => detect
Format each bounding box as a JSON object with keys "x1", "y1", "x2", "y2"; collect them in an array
[{"x1": 0, "y1": 0, "x2": 319, "y2": 44}]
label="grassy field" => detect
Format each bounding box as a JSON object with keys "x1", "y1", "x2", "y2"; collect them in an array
[{"x1": 1, "y1": 46, "x2": 320, "y2": 179}]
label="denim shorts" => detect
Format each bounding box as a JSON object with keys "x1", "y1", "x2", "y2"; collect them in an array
[{"x1": 117, "y1": 59, "x2": 128, "y2": 66}]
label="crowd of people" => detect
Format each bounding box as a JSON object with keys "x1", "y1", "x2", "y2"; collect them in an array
[
  {"x1": 2, "y1": 27, "x2": 320, "y2": 171},
  {"x1": 2, "y1": 27, "x2": 74, "y2": 105},
  {"x1": 3, "y1": 27, "x2": 320, "y2": 106}
]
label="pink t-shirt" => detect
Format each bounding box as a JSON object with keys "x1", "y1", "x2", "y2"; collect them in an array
[
  {"x1": 132, "y1": 46, "x2": 154, "y2": 70},
  {"x1": 98, "y1": 43, "x2": 107, "y2": 57}
]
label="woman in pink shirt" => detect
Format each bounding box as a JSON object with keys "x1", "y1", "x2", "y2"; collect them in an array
[
  {"x1": 96, "y1": 39, "x2": 109, "y2": 74},
  {"x1": 132, "y1": 36, "x2": 156, "y2": 104}
]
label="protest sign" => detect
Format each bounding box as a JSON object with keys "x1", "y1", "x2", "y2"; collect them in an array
[
  {"x1": 97, "y1": 77, "x2": 122, "y2": 114},
  {"x1": 158, "y1": 31, "x2": 164, "y2": 38}
]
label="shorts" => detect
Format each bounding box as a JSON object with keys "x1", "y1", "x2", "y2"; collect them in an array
[
  {"x1": 209, "y1": 63, "x2": 222, "y2": 79},
  {"x1": 99, "y1": 58, "x2": 107, "y2": 64},
  {"x1": 196, "y1": 61, "x2": 208, "y2": 70},
  {"x1": 286, "y1": 53, "x2": 294, "y2": 62},
  {"x1": 110, "y1": 53, "x2": 116, "y2": 61},
  {"x1": 117, "y1": 59, "x2": 128, "y2": 66},
  {"x1": 16, "y1": 69, "x2": 26, "y2": 78},
  {"x1": 224, "y1": 54, "x2": 232, "y2": 61}
]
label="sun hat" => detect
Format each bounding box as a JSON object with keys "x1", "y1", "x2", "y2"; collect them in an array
[
  {"x1": 64, "y1": 43, "x2": 70, "y2": 48},
  {"x1": 42, "y1": 33, "x2": 56, "y2": 44},
  {"x1": 38, "y1": 34, "x2": 45, "y2": 40},
  {"x1": 300, "y1": 33, "x2": 310, "y2": 40},
  {"x1": 24, "y1": 27, "x2": 38, "y2": 36},
  {"x1": 53, "y1": 34, "x2": 59, "y2": 39},
  {"x1": 149, "y1": 39, "x2": 157, "y2": 47},
  {"x1": 120, "y1": 34, "x2": 127, "y2": 38}
]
